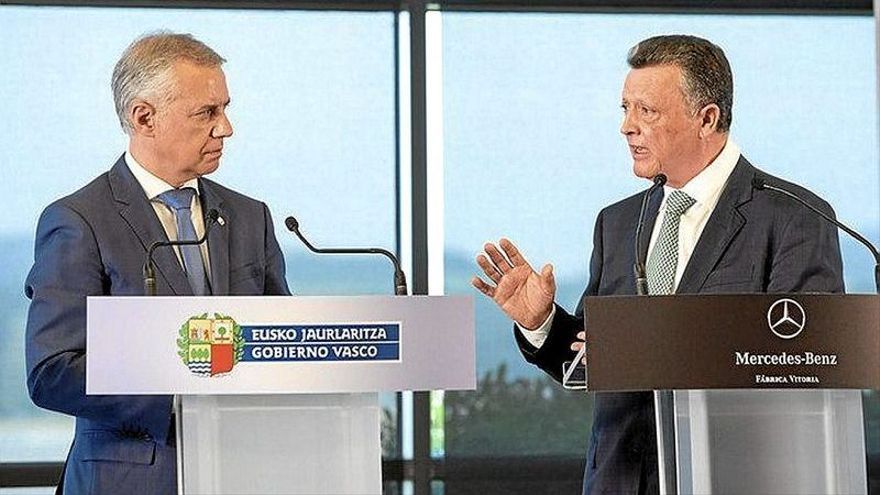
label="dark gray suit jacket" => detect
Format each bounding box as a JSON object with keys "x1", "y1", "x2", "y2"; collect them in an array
[
  {"x1": 25, "y1": 155, "x2": 291, "y2": 494},
  {"x1": 515, "y1": 157, "x2": 844, "y2": 494}
]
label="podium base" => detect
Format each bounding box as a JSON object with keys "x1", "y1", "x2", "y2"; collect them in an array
[
  {"x1": 177, "y1": 393, "x2": 382, "y2": 495},
  {"x1": 673, "y1": 389, "x2": 867, "y2": 494}
]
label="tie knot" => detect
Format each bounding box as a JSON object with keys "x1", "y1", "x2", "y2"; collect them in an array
[
  {"x1": 157, "y1": 187, "x2": 196, "y2": 211},
  {"x1": 665, "y1": 190, "x2": 695, "y2": 217}
]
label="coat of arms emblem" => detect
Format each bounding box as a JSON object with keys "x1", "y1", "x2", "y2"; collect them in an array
[{"x1": 177, "y1": 313, "x2": 244, "y2": 376}]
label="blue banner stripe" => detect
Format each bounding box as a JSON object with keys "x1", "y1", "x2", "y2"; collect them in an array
[
  {"x1": 241, "y1": 342, "x2": 400, "y2": 362},
  {"x1": 244, "y1": 341, "x2": 399, "y2": 346},
  {"x1": 242, "y1": 323, "x2": 400, "y2": 343}
]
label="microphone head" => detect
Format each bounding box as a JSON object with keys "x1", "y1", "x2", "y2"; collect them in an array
[
  {"x1": 653, "y1": 174, "x2": 668, "y2": 187},
  {"x1": 751, "y1": 177, "x2": 767, "y2": 190},
  {"x1": 206, "y1": 209, "x2": 220, "y2": 224},
  {"x1": 285, "y1": 216, "x2": 299, "y2": 232}
]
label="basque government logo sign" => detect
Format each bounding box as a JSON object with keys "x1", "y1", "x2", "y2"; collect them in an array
[
  {"x1": 178, "y1": 314, "x2": 244, "y2": 376},
  {"x1": 178, "y1": 313, "x2": 402, "y2": 377}
]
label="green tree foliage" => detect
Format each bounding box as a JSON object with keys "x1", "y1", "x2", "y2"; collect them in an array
[
  {"x1": 444, "y1": 363, "x2": 593, "y2": 457},
  {"x1": 380, "y1": 406, "x2": 397, "y2": 457}
]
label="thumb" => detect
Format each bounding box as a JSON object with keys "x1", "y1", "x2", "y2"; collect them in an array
[{"x1": 540, "y1": 264, "x2": 555, "y2": 296}]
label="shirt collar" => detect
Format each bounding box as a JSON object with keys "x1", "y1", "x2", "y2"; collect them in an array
[
  {"x1": 125, "y1": 151, "x2": 201, "y2": 200},
  {"x1": 664, "y1": 138, "x2": 741, "y2": 208}
]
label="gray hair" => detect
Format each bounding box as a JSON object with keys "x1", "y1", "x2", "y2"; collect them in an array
[
  {"x1": 627, "y1": 34, "x2": 733, "y2": 132},
  {"x1": 112, "y1": 32, "x2": 226, "y2": 134}
]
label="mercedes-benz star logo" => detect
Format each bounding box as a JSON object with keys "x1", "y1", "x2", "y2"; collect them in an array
[{"x1": 767, "y1": 298, "x2": 806, "y2": 339}]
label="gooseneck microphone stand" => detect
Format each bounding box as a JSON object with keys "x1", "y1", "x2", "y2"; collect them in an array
[
  {"x1": 285, "y1": 216, "x2": 408, "y2": 296},
  {"x1": 142, "y1": 209, "x2": 220, "y2": 296},
  {"x1": 753, "y1": 177, "x2": 880, "y2": 294}
]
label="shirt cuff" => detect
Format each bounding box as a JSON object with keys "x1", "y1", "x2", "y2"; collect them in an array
[{"x1": 516, "y1": 305, "x2": 556, "y2": 349}]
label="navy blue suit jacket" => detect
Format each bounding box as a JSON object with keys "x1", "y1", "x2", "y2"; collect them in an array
[
  {"x1": 25, "y1": 156, "x2": 290, "y2": 494},
  {"x1": 515, "y1": 157, "x2": 844, "y2": 494}
]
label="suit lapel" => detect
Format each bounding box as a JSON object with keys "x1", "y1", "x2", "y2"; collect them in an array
[
  {"x1": 676, "y1": 157, "x2": 755, "y2": 294},
  {"x1": 108, "y1": 156, "x2": 193, "y2": 296},
  {"x1": 200, "y1": 179, "x2": 229, "y2": 296}
]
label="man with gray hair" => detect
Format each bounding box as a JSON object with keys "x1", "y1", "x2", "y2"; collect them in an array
[
  {"x1": 473, "y1": 35, "x2": 842, "y2": 493},
  {"x1": 25, "y1": 32, "x2": 290, "y2": 493}
]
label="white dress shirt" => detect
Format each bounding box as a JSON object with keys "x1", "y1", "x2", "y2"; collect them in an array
[
  {"x1": 519, "y1": 139, "x2": 742, "y2": 349},
  {"x1": 125, "y1": 151, "x2": 212, "y2": 279}
]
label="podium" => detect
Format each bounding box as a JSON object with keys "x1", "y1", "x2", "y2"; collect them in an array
[
  {"x1": 86, "y1": 295, "x2": 475, "y2": 495},
  {"x1": 582, "y1": 294, "x2": 879, "y2": 495}
]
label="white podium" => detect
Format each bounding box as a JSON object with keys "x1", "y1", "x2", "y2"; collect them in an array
[{"x1": 86, "y1": 295, "x2": 475, "y2": 495}]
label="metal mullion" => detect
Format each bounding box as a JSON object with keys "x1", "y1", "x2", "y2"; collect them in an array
[
  {"x1": 0, "y1": 0, "x2": 871, "y2": 11},
  {"x1": 391, "y1": 8, "x2": 409, "y2": 486},
  {"x1": 0, "y1": 0, "x2": 400, "y2": 10},
  {"x1": 406, "y1": 0, "x2": 432, "y2": 494},
  {"x1": 433, "y1": 0, "x2": 871, "y2": 15},
  {"x1": 0, "y1": 462, "x2": 64, "y2": 488},
  {"x1": 0, "y1": 460, "x2": 418, "y2": 488}
]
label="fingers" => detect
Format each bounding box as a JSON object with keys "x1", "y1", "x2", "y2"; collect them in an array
[
  {"x1": 476, "y1": 254, "x2": 502, "y2": 284},
  {"x1": 471, "y1": 276, "x2": 496, "y2": 298},
  {"x1": 499, "y1": 238, "x2": 529, "y2": 267},
  {"x1": 484, "y1": 242, "x2": 513, "y2": 273},
  {"x1": 571, "y1": 331, "x2": 587, "y2": 366},
  {"x1": 539, "y1": 264, "x2": 555, "y2": 296}
]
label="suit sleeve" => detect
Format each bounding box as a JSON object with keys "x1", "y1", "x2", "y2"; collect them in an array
[
  {"x1": 262, "y1": 202, "x2": 291, "y2": 296},
  {"x1": 767, "y1": 198, "x2": 844, "y2": 293},
  {"x1": 514, "y1": 209, "x2": 605, "y2": 383},
  {"x1": 25, "y1": 203, "x2": 171, "y2": 437}
]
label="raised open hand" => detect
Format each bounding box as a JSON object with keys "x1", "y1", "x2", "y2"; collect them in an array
[{"x1": 471, "y1": 238, "x2": 556, "y2": 330}]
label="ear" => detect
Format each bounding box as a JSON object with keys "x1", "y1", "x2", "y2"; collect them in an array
[
  {"x1": 129, "y1": 99, "x2": 158, "y2": 137},
  {"x1": 697, "y1": 103, "x2": 721, "y2": 138}
]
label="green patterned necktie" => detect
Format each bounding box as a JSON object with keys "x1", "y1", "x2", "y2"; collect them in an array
[{"x1": 646, "y1": 190, "x2": 696, "y2": 295}]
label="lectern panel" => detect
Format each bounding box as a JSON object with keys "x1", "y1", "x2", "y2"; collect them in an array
[
  {"x1": 584, "y1": 294, "x2": 879, "y2": 390},
  {"x1": 180, "y1": 394, "x2": 382, "y2": 495},
  {"x1": 675, "y1": 390, "x2": 866, "y2": 494}
]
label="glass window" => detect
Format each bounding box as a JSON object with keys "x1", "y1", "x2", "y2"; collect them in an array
[
  {"x1": 0, "y1": 6, "x2": 399, "y2": 463},
  {"x1": 439, "y1": 9, "x2": 877, "y2": 481}
]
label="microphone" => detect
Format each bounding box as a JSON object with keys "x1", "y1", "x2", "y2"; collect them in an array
[
  {"x1": 285, "y1": 216, "x2": 408, "y2": 296},
  {"x1": 752, "y1": 177, "x2": 880, "y2": 293},
  {"x1": 143, "y1": 209, "x2": 220, "y2": 296},
  {"x1": 634, "y1": 174, "x2": 668, "y2": 295},
  {"x1": 564, "y1": 174, "x2": 667, "y2": 389}
]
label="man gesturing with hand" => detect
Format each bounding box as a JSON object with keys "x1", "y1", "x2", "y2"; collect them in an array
[
  {"x1": 472, "y1": 238, "x2": 555, "y2": 330},
  {"x1": 471, "y1": 35, "x2": 843, "y2": 495}
]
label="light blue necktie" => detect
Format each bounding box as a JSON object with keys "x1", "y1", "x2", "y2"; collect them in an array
[{"x1": 156, "y1": 188, "x2": 209, "y2": 296}]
